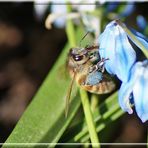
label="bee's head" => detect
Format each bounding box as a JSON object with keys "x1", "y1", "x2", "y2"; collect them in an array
[{"x1": 69, "y1": 47, "x2": 89, "y2": 65}]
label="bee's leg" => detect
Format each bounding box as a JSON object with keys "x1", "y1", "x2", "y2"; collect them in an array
[
  {"x1": 97, "y1": 60, "x2": 105, "y2": 71},
  {"x1": 101, "y1": 65, "x2": 105, "y2": 73},
  {"x1": 89, "y1": 64, "x2": 98, "y2": 73},
  {"x1": 89, "y1": 58, "x2": 108, "y2": 73}
]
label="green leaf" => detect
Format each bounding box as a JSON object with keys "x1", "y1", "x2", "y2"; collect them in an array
[
  {"x1": 74, "y1": 91, "x2": 125, "y2": 142},
  {"x1": 3, "y1": 33, "x2": 82, "y2": 147},
  {"x1": 60, "y1": 91, "x2": 124, "y2": 143}
]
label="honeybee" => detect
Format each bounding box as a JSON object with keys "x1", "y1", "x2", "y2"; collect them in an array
[
  {"x1": 68, "y1": 45, "x2": 115, "y2": 92},
  {"x1": 65, "y1": 32, "x2": 115, "y2": 116},
  {"x1": 65, "y1": 44, "x2": 116, "y2": 116}
]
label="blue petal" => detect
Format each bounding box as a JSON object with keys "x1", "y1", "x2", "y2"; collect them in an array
[
  {"x1": 51, "y1": 3, "x2": 66, "y2": 28},
  {"x1": 132, "y1": 60, "x2": 148, "y2": 122},
  {"x1": 114, "y1": 25, "x2": 136, "y2": 82},
  {"x1": 118, "y1": 61, "x2": 142, "y2": 114},
  {"x1": 129, "y1": 28, "x2": 148, "y2": 50},
  {"x1": 99, "y1": 23, "x2": 116, "y2": 75},
  {"x1": 140, "y1": 78, "x2": 148, "y2": 122},
  {"x1": 118, "y1": 82, "x2": 133, "y2": 114},
  {"x1": 120, "y1": 2, "x2": 135, "y2": 17},
  {"x1": 99, "y1": 21, "x2": 136, "y2": 82},
  {"x1": 136, "y1": 15, "x2": 147, "y2": 31}
]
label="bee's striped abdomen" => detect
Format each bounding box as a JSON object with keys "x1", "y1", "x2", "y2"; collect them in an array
[{"x1": 77, "y1": 73, "x2": 115, "y2": 94}]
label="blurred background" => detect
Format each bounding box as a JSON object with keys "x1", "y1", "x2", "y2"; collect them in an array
[
  {"x1": 0, "y1": 2, "x2": 147, "y2": 146},
  {"x1": 0, "y1": 2, "x2": 67, "y2": 143}
]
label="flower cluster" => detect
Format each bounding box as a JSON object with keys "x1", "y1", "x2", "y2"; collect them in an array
[
  {"x1": 45, "y1": 0, "x2": 100, "y2": 37},
  {"x1": 44, "y1": 1, "x2": 135, "y2": 39},
  {"x1": 98, "y1": 20, "x2": 148, "y2": 122}
]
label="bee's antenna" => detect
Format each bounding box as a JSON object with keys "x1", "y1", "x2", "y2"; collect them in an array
[{"x1": 79, "y1": 31, "x2": 90, "y2": 47}]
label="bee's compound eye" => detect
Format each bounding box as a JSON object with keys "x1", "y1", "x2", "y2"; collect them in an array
[{"x1": 73, "y1": 55, "x2": 84, "y2": 61}]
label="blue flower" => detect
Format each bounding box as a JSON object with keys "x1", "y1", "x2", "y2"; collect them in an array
[
  {"x1": 99, "y1": 20, "x2": 136, "y2": 82},
  {"x1": 99, "y1": 20, "x2": 148, "y2": 122},
  {"x1": 136, "y1": 15, "x2": 147, "y2": 32},
  {"x1": 119, "y1": 60, "x2": 148, "y2": 122}
]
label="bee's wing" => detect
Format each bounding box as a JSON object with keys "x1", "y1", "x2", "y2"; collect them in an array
[{"x1": 65, "y1": 72, "x2": 76, "y2": 118}]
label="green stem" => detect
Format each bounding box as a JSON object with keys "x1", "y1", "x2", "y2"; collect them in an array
[
  {"x1": 74, "y1": 105, "x2": 122, "y2": 142},
  {"x1": 81, "y1": 108, "x2": 124, "y2": 142},
  {"x1": 79, "y1": 88, "x2": 100, "y2": 148},
  {"x1": 78, "y1": 103, "x2": 118, "y2": 141},
  {"x1": 74, "y1": 91, "x2": 119, "y2": 141},
  {"x1": 91, "y1": 94, "x2": 99, "y2": 113},
  {"x1": 66, "y1": 5, "x2": 76, "y2": 47},
  {"x1": 66, "y1": 4, "x2": 100, "y2": 147},
  {"x1": 116, "y1": 20, "x2": 148, "y2": 58}
]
